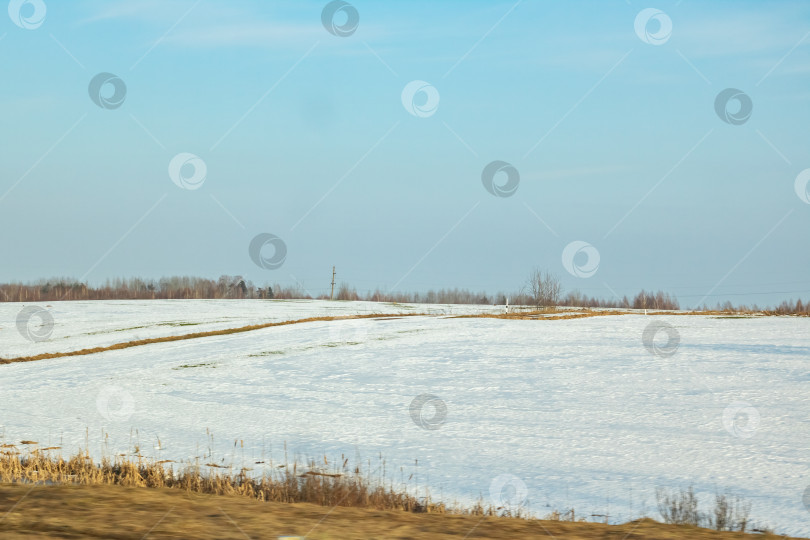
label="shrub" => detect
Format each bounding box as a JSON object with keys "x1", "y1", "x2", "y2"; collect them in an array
[{"x1": 656, "y1": 486, "x2": 751, "y2": 532}]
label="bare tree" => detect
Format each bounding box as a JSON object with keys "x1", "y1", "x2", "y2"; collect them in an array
[
  {"x1": 336, "y1": 282, "x2": 360, "y2": 301},
  {"x1": 526, "y1": 269, "x2": 562, "y2": 309}
]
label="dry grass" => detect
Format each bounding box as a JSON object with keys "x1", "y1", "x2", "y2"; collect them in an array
[
  {"x1": 458, "y1": 307, "x2": 810, "y2": 321},
  {"x1": 0, "y1": 444, "x2": 466, "y2": 516},
  {"x1": 3, "y1": 485, "x2": 800, "y2": 539},
  {"x1": 454, "y1": 308, "x2": 630, "y2": 321},
  {"x1": 0, "y1": 312, "x2": 429, "y2": 366},
  {"x1": 5, "y1": 306, "x2": 807, "y2": 367},
  {"x1": 0, "y1": 445, "x2": 799, "y2": 539}
]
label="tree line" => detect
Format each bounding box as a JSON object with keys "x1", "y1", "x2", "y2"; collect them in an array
[{"x1": 0, "y1": 274, "x2": 807, "y2": 314}]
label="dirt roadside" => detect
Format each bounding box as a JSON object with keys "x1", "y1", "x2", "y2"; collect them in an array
[{"x1": 0, "y1": 483, "x2": 799, "y2": 539}]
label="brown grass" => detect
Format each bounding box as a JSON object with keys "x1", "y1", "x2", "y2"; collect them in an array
[
  {"x1": 0, "y1": 444, "x2": 458, "y2": 515},
  {"x1": 5, "y1": 307, "x2": 806, "y2": 367},
  {"x1": 3, "y1": 484, "x2": 799, "y2": 539},
  {"x1": 0, "y1": 445, "x2": 797, "y2": 539},
  {"x1": 0, "y1": 446, "x2": 798, "y2": 539},
  {"x1": 454, "y1": 309, "x2": 631, "y2": 321},
  {"x1": 457, "y1": 307, "x2": 810, "y2": 321},
  {"x1": 0, "y1": 312, "x2": 429, "y2": 366}
]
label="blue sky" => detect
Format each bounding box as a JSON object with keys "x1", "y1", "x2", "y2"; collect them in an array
[{"x1": 1, "y1": 0, "x2": 809, "y2": 307}]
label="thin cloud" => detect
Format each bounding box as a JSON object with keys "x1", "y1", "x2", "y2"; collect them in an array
[
  {"x1": 528, "y1": 164, "x2": 633, "y2": 182},
  {"x1": 164, "y1": 22, "x2": 322, "y2": 48},
  {"x1": 78, "y1": 0, "x2": 189, "y2": 24},
  {"x1": 675, "y1": 10, "x2": 810, "y2": 58}
]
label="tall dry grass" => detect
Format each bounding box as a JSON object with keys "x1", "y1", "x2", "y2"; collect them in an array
[
  {"x1": 656, "y1": 486, "x2": 753, "y2": 533},
  {"x1": 0, "y1": 442, "x2": 488, "y2": 516},
  {"x1": 0, "y1": 442, "x2": 775, "y2": 534}
]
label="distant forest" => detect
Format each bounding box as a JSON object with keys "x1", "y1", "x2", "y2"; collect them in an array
[{"x1": 0, "y1": 275, "x2": 808, "y2": 314}]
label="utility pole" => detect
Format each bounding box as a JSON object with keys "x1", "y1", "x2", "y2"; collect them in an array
[{"x1": 330, "y1": 266, "x2": 336, "y2": 300}]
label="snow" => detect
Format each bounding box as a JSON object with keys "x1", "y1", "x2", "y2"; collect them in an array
[
  {"x1": 0, "y1": 299, "x2": 501, "y2": 358},
  {"x1": 0, "y1": 300, "x2": 808, "y2": 536}
]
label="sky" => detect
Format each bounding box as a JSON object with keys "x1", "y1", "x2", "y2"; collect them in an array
[{"x1": 1, "y1": 0, "x2": 809, "y2": 307}]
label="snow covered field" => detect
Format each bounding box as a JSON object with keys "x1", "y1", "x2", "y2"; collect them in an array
[
  {"x1": 0, "y1": 299, "x2": 502, "y2": 358},
  {"x1": 1, "y1": 300, "x2": 808, "y2": 536}
]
